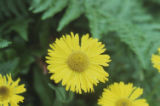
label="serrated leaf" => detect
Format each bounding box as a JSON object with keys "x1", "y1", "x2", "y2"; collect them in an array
[{"x1": 57, "y1": 0, "x2": 84, "y2": 31}]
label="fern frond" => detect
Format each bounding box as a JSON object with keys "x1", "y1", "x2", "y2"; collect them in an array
[
  {"x1": 0, "y1": 0, "x2": 28, "y2": 20},
  {"x1": 111, "y1": 22, "x2": 160, "y2": 69},
  {"x1": 30, "y1": 0, "x2": 68, "y2": 20},
  {"x1": 57, "y1": 0, "x2": 84, "y2": 31},
  {"x1": 42, "y1": 0, "x2": 68, "y2": 20}
]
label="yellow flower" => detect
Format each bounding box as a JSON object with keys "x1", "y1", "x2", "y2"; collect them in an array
[
  {"x1": 98, "y1": 82, "x2": 149, "y2": 106},
  {"x1": 151, "y1": 48, "x2": 160, "y2": 72},
  {"x1": 46, "y1": 32, "x2": 111, "y2": 94},
  {"x1": 0, "y1": 74, "x2": 26, "y2": 106}
]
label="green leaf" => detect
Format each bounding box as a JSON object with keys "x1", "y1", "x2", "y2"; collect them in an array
[
  {"x1": 20, "y1": 55, "x2": 35, "y2": 74},
  {"x1": 32, "y1": 0, "x2": 53, "y2": 13},
  {"x1": 42, "y1": 0, "x2": 68, "y2": 20},
  {"x1": 49, "y1": 83, "x2": 74, "y2": 104},
  {"x1": 0, "y1": 39, "x2": 12, "y2": 48},
  {"x1": 7, "y1": 0, "x2": 21, "y2": 17},
  {"x1": 84, "y1": 0, "x2": 151, "y2": 38},
  {"x1": 0, "y1": 0, "x2": 27, "y2": 20},
  {"x1": 111, "y1": 22, "x2": 160, "y2": 70},
  {"x1": 9, "y1": 19, "x2": 31, "y2": 41},
  {"x1": 33, "y1": 68, "x2": 53, "y2": 106},
  {"x1": 0, "y1": 58, "x2": 19, "y2": 74},
  {"x1": 39, "y1": 21, "x2": 50, "y2": 49},
  {"x1": 57, "y1": 0, "x2": 84, "y2": 31},
  {"x1": 16, "y1": 0, "x2": 28, "y2": 15},
  {"x1": 83, "y1": 0, "x2": 158, "y2": 70},
  {"x1": 152, "y1": 0, "x2": 160, "y2": 4},
  {"x1": 0, "y1": 0, "x2": 12, "y2": 18},
  {"x1": 29, "y1": 0, "x2": 42, "y2": 10}
]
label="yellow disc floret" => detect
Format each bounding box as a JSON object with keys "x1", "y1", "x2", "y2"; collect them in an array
[
  {"x1": 0, "y1": 86, "x2": 11, "y2": 101},
  {"x1": 116, "y1": 98, "x2": 132, "y2": 106},
  {"x1": 67, "y1": 51, "x2": 89, "y2": 72}
]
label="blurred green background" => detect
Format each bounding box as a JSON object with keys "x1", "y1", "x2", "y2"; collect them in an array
[{"x1": 0, "y1": 0, "x2": 160, "y2": 106}]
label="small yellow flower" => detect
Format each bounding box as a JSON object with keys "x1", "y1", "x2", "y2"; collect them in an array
[
  {"x1": 46, "y1": 32, "x2": 111, "y2": 94},
  {"x1": 98, "y1": 82, "x2": 149, "y2": 106},
  {"x1": 0, "y1": 74, "x2": 26, "y2": 106},
  {"x1": 151, "y1": 48, "x2": 160, "y2": 72}
]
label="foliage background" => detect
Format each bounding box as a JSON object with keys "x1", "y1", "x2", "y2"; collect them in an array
[{"x1": 0, "y1": 0, "x2": 160, "y2": 105}]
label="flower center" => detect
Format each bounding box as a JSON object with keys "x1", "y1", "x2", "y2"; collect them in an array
[
  {"x1": 116, "y1": 98, "x2": 132, "y2": 106},
  {"x1": 0, "y1": 86, "x2": 10, "y2": 101},
  {"x1": 67, "y1": 51, "x2": 89, "y2": 72}
]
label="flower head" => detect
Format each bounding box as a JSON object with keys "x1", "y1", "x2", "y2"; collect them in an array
[
  {"x1": 98, "y1": 82, "x2": 149, "y2": 106},
  {"x1": 46, "y1": 32, "x2": 111, "y2": 94},
  {"x1": 0, "y1": 74, "x2": 26, "y2": 106},
  {"x1": 151, "y1": 48, "x2": 160, "y2": 72}
]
